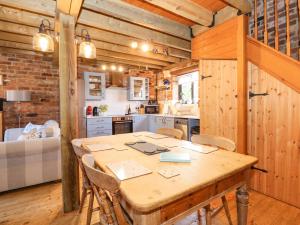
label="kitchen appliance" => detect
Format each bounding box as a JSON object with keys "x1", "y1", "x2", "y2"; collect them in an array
[
  {"x1": 86, "y1": 106, "x2": 93, "y2": 116},
  {"x1": 112, "y1": 116, "x2": 133, "y2": 135},
  {"x1": 145, "y1": 105, "x2": 159, "y2": 114},
  {"x1": 93, "y1": 106, "x2": 98, "y2": 116},
  {"x1": 174, "y1": 118, "x2": 199, "y2": 141}
]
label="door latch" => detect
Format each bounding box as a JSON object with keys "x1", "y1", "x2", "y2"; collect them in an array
[{"x1": 249, "y1": 91, "x2": 269, "y2": 98}]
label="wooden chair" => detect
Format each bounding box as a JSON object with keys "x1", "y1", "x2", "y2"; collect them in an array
[
  {"x1": 191, "y1": 134, "x2": 236, "y2": 225},
  {"x1": 157, "y1": 127, "x2": 184, "y2": 140},
  {"x1": 71, "y1": 139, "x2": 94, "y2": 225},
  {"x1": 81, "y1": 154, "x2": 132, "y2": 225}
]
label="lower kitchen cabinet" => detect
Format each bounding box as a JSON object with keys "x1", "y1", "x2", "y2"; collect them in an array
[
  {"x1": 133, "y1": 115, "x2": 148, "y2": 132},
  {"x1": 86, "y1": 117, "x2": 112, "y2": 138}
]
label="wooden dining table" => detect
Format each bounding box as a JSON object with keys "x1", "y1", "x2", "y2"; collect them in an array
[{"x1": 80, "y1": 132, "x2": 258, "y2": 225}]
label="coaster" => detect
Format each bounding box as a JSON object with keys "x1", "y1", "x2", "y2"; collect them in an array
[{"x1": 158, "y1": 167, "x2": 180, "y2": 178}]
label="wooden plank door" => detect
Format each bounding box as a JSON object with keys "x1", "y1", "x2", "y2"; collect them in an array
[
  {"x1": 198, "y1": 60, "x2": 238, "y2": 143},
  {"x1": 248, "y1": 62, "x2": 300, "y2": 208}
]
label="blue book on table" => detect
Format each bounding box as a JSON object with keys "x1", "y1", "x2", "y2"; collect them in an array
[{"x1": 160, "y1": 152, "x2": 191, "y2": 163}]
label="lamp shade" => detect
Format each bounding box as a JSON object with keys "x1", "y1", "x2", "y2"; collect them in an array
[
  {"x1": 33, "y1": 32, "x2": 54, "y2": 52},
  {"x1": 6, "y1": 90, "x2": 31, "y2": 102},
  {"x1": 78, "y1": 41, "x2": 96, "y2": 59}
]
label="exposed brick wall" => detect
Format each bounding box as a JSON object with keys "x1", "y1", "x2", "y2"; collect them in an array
[
  {"x1": 248, "y1": 0, "x2": 300, "y2": 59},
  {"x1": 0, "y1": 51, "x2": 159, "y2": 130},
  {"x1": 0, "y1": 51, "x2": 59, "y2": 130}
]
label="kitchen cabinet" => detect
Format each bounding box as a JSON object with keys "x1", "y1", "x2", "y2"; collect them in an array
[
  {"x1": 148, "y1": 116, "x2": 174, "y2": 133},
  {"x1": 84, "y1": 72, "x2": 106, "y2": 100},
  {"x1": 133, "y1": 115, "x2": 148, "y2": 132},
  {"x1": 86, "y1": 117, "x2": 112, "y2": 138},
  {"x1": 128, "y1": 77, "x2": 149, "y2": 101}
]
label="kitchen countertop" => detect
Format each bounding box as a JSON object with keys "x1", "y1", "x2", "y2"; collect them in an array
[{"x1": 85, "y1": 114, "x2": 199, "y2": 120}]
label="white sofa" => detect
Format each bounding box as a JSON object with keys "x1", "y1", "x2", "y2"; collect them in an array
[{"x1": 0, "y1": 128, "x2": 61, "y2": 192}]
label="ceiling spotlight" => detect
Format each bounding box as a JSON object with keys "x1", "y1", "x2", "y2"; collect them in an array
[
  {"x1": 101, "y1": 64, "x2": 107, "y2": 70},
  {"x1": 118, "y1": 66, "x2": 124, "y2": 72},
  {"x1": 141, "y1": 42, "x2": 150, "y2": 52},
  {"x1": 131, "y1": 41, "x2": 138, "y2": 49},
  {"x1": 110, "y1": 65, "x2": 117, "y2": 71}
]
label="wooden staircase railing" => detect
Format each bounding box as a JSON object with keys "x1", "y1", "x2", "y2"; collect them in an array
[{"x1": 251, "y1": 0, "x2": 300, "y2": 60}]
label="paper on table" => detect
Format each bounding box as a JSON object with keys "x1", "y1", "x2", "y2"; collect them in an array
[
  {"x1": 85, "y1": 143, "x2": 113, "y2": 152},
  {"x1": 145, "y1": 133, "x2": 169, "y2": 139},
  {"x1": 182, "y1": 143, "x2": 218, "y2": 154},
  {"x1": 113, "y1": 144, "x2": 128, "y2": 151},
  {"x1": 106, "y1": 160, "x2": 152, "y2": 181},
  {"x1": 158, "y1": 138, "x2": 181, "y2": 148},
  {"x1": 158, "y1": 166, "x2": 180, "y2": 178}
]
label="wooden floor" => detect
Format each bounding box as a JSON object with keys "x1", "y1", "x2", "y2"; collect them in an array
[{"x1": 0, "y1": 182, "x2": 300, "y2": 225}]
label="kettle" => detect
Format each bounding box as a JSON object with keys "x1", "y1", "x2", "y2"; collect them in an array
[
  {"x1": 86, "y1": 106, "x2": 93, "y2": 116},
  {"x1": 93, "y1": 106, "x2": 98, "y2": 116}
]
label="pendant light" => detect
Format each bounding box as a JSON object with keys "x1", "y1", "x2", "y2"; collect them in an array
[
  {"x1": 33, "y1": 19, "x2": 54, "y2": 52},
  {"x1": 79, "y1": 29, "x2": 96, "y2": 59}
]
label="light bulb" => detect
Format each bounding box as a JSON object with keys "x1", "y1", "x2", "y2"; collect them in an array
[
  {"x1": 118, "y1": 66, "x2": 124, "y2": 72},
  {"x1": 39, "y1": 36, "x2": 49, "y2": 52},
  {"x1": 111, "y1": 65, "x2": 116, "y2": 71},
  {"x1": 131, "y1": 41, "x2": 138, "y2": 49},
  {"x1": 101, "y1": 65, "x2": 107, "y2": 70},
  {"x1": 141, "y1": 43, "x2": 150, "y2": 52},
  {"x1": 84, "y1": 44, "x2": 92, "y2": 58}
]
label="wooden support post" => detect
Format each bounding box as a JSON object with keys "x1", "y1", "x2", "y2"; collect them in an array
[
  {"x1": 236, "y1": 15, "x2": 248, "y2": 155},
  {"x1": 274, "y1": 0, "x2": 279, "y2": 50},
  {"x1": 59, "y1": 13, "x2": 80, "y2": 212}
]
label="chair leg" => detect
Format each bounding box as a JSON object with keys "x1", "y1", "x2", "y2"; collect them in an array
[
  {"x1": 79, "y1": 187, "x2": 88, "y2": 213},
  {"x1": 86, "y1": 190, "x2": 94, "y2": 225},
  {"x1": 198, "y1": 208, "x2": 207, "y2": 225},
  {"x1": 222, "y1": 196, "x2": 233, "y2": 225},
  {"x1": 205, "y1": 205, "x2": 212, "y2": 225}
]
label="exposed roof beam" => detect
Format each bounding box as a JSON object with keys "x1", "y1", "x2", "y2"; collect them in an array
[
  {"x1": 221, "y1": 0, "x2": 252, "y2": 13},
  {"x1": 76, "y1": 24, "x2": 191, "y2": 59},
  {"x1": 96, "y1": 49, "x2": 171, "y2": 67},
  {"x1": 163, "y1": 59, "x2": 198, "y2": 71},
  {"x1": 95, "y1": 55, "x2": 163, "y2": 70},
  {"x1": 0, "y1": 5, "x2": 54, "y2": 28},
  {"x1": 0, "y1": 0, "x2": 55, "y2": 16},
  {"x1": 56, "y1": 0, "x2": 83, "y2": 19},
  {"x1": 78, "y1": 9, "x2": 191, "y2": 51},
  {"x1": 143, "y1": 0, "x2": 213, "y2": 26},
  {"x1": 83, "y1": 0, "x2": 191, "y2": 40}
]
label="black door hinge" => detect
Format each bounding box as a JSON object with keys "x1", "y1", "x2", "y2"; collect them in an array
[
  {"x1": 249, "y1": 91, "x2": 269, "y2": 98},
  {"x1": 201, "y1": 75, "x2": 212, "y2": 80}
]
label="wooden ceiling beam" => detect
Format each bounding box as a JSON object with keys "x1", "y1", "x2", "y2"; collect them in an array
[
  {"x1": 142, "y1": 0, "x2": 213, "y2": 26},
  {"x1": 220, "y1": 0, "x2": 252, "y2": 13},
  {"x1": 83, "y1": 0, "x2": 191, "y2": 40},
  {"x1": 78, "y1": 9, "x2": 191, "y2": 51},
  {"x1": 0, "y1": 5, "x2": 54, "y2": 28},
  {"x1": 56, "y1": 0, "x2": 83, "y2": 19},
  {"x1": 76, "y1": 24, "x2": 191, "y2": 59},
  {"x1": 96, "y1": 49, "x2": 171, "y2": 67},
  {"x1": 0, "y1": 0, "x2": 55, "y2": 16},
  {"x1": 95, "y1": 55, "x2": 163, "y2": 70}
]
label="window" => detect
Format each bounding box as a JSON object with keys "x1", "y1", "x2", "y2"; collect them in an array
[{"x1": 174, "y1": 71, "x2": 199, "y2": 104}]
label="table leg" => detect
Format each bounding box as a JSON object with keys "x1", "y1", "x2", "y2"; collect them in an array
[{"x1": 236, "y1": 184, "x2": 249, "y2": 225}]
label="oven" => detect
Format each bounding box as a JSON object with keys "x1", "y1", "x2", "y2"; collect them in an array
[
  {"x1": 145, "y1": 105, "x2": 159, "y2": 114},
  {"x1": 112, "y1": 116, "x2": 133, "y2": 135}
]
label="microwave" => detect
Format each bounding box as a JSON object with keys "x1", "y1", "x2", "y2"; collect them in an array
[{"x1": 145, "y1": 105, "x2": 159, "y2": 114}]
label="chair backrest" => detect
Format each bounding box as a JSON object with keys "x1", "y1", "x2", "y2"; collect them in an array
[
  {"x1": 82, "y1": 154, "x2": 129, "y2": 225},
  {"x1": 82, "y1": 154, "x2": 120, "y2": 193},
  {"x1": 191, "y1": 134, "x2": 236, "y2": 152},
  {"x1": 157, "y1": 127, "x2": 184, "y2": 140},
  {"x1": 71, "y1": 139, "x2": 89, "y2": 158}
]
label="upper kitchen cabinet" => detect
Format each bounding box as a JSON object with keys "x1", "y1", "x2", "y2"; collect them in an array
[
  {"x1": 84, "y1": 72, "x2": 106, "y2": 100},
  {"x1": 128, "y1": 77, "x2": 149, "y2": 101}
]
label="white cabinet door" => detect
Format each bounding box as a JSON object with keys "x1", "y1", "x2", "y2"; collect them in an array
[{"x1": 133, "y1": 116, "x2": 148, "y2": 132}]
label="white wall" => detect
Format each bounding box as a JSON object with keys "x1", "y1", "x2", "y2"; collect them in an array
[{"x1": 85, "y1": 87, "x2": 147, "y2": 115}]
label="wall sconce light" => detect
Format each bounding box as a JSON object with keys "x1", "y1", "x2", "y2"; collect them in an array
[
  {"x1": 32, "y1": 19, "x2": 54, "y2": 52},
  {"x1": 78, "y1": 29, "x2": 96, "y2": 59}
]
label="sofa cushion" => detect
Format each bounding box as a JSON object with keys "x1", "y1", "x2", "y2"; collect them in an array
[{"x1": 4, "y1": 128, "x2": 24, "y2": 142}]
